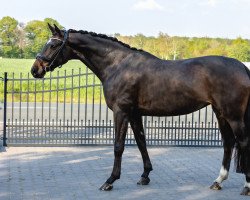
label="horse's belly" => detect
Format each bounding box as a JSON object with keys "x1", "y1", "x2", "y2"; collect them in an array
[{"x1": 138, "y1": 98, "x2": 208, "y2": 116}]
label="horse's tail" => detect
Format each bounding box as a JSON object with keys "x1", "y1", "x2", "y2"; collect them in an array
[
  {"x1": 243, "y1": 65, "x2": 250, "y2": 131},
  {"x1": 243, "y1": 65, "x2": 250, "y2": 134},
  {"x1": 235, "y1": 64, "x2": 250, "y2": 173},
  {"x1": 244, "y1": 65, "x2": 250, "y2": 78},
  {"x1": 234, "y1": 97, "x2": 250, "y2": 173}
]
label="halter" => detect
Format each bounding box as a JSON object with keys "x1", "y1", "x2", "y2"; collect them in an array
[{"x1": 36, "y1": 30, "x2": 69, "y2": 71}]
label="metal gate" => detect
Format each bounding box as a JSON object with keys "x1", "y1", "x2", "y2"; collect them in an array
[{"x1": 1, "y1": 67, "x2": 221, "y2": 147}]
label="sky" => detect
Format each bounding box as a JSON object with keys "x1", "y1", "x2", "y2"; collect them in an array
[{"x1": 0, "y1": 0, "x2": 250, "y2": 39}]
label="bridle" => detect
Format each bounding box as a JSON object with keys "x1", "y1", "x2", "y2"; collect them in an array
[{"x1": 36, "y1": 30, "x2": 69, "y2": 72}]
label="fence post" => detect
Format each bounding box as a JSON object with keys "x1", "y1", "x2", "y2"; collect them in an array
[{"x1": 3, "y1": 72, "x2": 7, "y2": 146}]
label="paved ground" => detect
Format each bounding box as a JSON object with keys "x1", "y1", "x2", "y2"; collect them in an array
[{"x1": 0, "y1": 146, "x2": 249, "y2": 200}]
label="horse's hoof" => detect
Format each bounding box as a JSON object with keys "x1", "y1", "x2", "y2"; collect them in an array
[
  {"x1": 137, "y1": 177, "x2": 150, "y2": 185},
  {"x1": 99, "y1": 182, "x2": 113, "y2": 191},
  {"x1": 210, "y1": 182, "x2": 222, "y2": 190},
  {"x1": 241, "y1": 187, "x2": 250, "y2": 196}
]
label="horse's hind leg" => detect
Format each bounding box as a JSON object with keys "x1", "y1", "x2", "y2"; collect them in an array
[
  {"x1": 210, "y1": 108, "x2": 235, "y2": 190},
  {"x1": 130, "y1": 113, "x2": 153, "y2": 185}
]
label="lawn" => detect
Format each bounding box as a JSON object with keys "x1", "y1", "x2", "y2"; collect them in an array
[
  {"x1": 0, "y1": 58, "x2": 85, "y2": 75},
  {"x1": 0, "y1": 58, "x2": 104, "y2": 103}
]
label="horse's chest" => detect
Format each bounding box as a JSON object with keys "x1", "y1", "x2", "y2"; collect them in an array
[{"x1": 103, "y1": 82, "x2": 136, "y2": 110}]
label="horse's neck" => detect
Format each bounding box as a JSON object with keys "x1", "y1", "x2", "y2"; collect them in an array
[{"x1": 69, "y1": 33, "x2": 130, "y2": 82}]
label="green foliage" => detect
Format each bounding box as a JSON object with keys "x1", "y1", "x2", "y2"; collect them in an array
[
  {"x1": 0, "y1": 16, "x2": 250, "y2": 61},
  {"x1": 227, "y1": 37, "x2": 250, "y2": 61},
  {"x1": 0, "y1": 16, "x2": 21, "y2": 57},
  {"x1": 24, "y1": 18, "x2": 62, "y2": 58},
  {"x1": 0, "y1": 16, "x2": 63, "y2": 58},
  {"x1": 117, "y1": 34, "x2": 250, "y2": 61}
]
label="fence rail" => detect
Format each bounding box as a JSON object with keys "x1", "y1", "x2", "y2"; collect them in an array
[{"x1": 1, "y1": 67, "x2": 222, "y2": 147}]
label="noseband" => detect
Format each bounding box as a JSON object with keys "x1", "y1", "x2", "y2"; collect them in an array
[{"x1": 36, "y1": 30, "x2": 69, "y2": 71}]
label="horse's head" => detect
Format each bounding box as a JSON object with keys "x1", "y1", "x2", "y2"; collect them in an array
[{"x1": 31, "y1": 24, "x2": 72, "y2": 78}]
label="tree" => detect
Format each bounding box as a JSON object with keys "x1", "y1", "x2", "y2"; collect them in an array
[
  {"x1": 24, "y1": 18, "x2": 62, "y2": 58},
  {"x1": 16, "y1": 22, "x2": 26, "y2": 58},
  {"x1": 133, "y1": 33, "x2": 146, "y2": 49},
  {"x1": 227, "y1": 37, "x2": 250, "y2": 62},
  {"x1": 203, "y1": 39, "x2": 227, "y2": 56},
  {"x1": 0, "y1": 16, "x2": 20, "y2": 57},
  {"x1": 155, "y1": 32, "x2": 169, "y2": 59}
]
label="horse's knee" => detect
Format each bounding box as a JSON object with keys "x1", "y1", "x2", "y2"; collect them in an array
[{"x1": 114, "y1": 144, "x2": 124, "y2": 156}]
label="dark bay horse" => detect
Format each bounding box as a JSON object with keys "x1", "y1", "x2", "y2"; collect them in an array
[{"x1": 31, "y1": 24, "x2": 250, "y2": 195}]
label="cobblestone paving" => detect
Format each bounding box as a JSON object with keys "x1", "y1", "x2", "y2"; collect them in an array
[{"x1": 0, "y1": 146, "x2": 249, "y2": 200}]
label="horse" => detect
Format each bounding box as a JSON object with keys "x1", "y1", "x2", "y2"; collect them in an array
[{"x1": 31, "y1": 24, "x2": 250, "y2": 196}]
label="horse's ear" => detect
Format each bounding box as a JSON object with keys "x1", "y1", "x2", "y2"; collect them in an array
[
  {"x1": 54, "y1": 24, "x2": 62, "y2": 37},
  {"x1": 48, "y1": 23, "x2": 55, "y2": 34}
]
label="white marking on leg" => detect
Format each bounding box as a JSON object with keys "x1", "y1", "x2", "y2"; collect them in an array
[
  {"x1": 215, "y1": 166, "x2": 229, "y2": 184},
  {"x1": 244, "y1": 182, "x2": 250, "y2": 188}
]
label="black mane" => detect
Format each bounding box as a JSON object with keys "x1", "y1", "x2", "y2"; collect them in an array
[{"x1": 68, "y1": 29, "x2": 143, "y2": 52}]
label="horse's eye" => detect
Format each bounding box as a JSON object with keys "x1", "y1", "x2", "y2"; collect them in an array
[{"x1": 51, "y1": 44, "x2": 56, "y2": 49}]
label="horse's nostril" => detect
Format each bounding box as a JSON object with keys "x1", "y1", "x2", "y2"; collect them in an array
[{"x1": 31, "y1": 68, "x2": 37, "y2": 76}]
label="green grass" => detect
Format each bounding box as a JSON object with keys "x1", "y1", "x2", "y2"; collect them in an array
[
  {"x1": 0, "y1": 58, "x2": 84, "y2": 75},
  {"x1": 0, "y1": 58, "x2": 104, "y2": 103}
]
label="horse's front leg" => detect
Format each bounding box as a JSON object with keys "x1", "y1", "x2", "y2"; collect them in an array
[
  {"x1": 100, "y1": 107, "x2": 128, "y2": 191},
  {"x1": 130, "y1": 113, "x2": 153, "y2": 185}
]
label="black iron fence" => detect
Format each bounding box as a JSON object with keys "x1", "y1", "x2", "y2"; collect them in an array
[{"x1": 1, "y1": 68, "x2": 221, "y2": 147}]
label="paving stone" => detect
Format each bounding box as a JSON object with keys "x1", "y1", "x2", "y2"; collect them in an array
[{"x1": 0, "y1": 146, "x2": 249, "y2": 200}]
